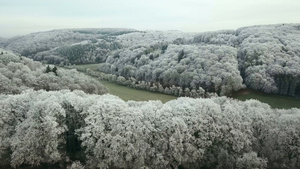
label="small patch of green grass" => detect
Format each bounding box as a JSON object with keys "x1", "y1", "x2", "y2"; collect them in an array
[
  {"x1": 233, "y1": 89, "x2": 300, "y2": 109},
  {"x1": 99, "y1": 80, "x2": 177, "y2": 103},
  {"x1": 70, "y1": 64, "x2": 177, "y2": 103}
]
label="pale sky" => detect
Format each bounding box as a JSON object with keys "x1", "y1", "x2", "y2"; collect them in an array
[{"x1": 0, "y1": 0, "x2": 299, "y2": 38}]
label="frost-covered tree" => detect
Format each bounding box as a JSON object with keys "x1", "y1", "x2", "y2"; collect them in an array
[
  {"x1": 68, "y1": 161, "x2": 85, "y2": 169},
  {"x1": 236, "y1": 152, "x2": 267, "y2": 169},
  {"x1": 10, "y1": 96, "x2": 67, "y2": 167},
  {"x1": 1, "y1": 90, "x2": 300, "y2": 168}
]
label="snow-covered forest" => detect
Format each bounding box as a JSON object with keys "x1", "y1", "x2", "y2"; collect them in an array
[
  {"x1": 1, "y1": 90, "x2": 300, "y2": 169},
  {"x1": 0, "y1": 48, "x2": 107, "y2": 94},
  {"x1": 2, "y1": 24, "x2": 300, "y2": 96},
  {"x1": 1, "y1": 24, "x2": 300, "y2": 169},
  {"x1": 2, "y1": 28, "x2": 137, "y2": 64}
]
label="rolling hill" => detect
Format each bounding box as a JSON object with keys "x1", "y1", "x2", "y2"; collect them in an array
[{"x1": 3, "y1": 24, "x2": 300, "y2": 96}]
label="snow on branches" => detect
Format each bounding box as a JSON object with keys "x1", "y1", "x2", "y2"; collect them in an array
[{"x1": 1, "y1": 90, "x2": 300, "y2": 168}]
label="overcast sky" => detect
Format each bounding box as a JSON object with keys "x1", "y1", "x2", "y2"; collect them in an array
[{"x1": 0, "y1": 0, "x2": 299, "y2": 38}]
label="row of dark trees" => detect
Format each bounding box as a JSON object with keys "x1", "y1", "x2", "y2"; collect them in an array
[{"x1": 274, "y1": 74, "x2": 300, "y2": 96}]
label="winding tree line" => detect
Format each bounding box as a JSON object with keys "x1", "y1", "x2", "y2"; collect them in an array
[{"x1": 71, "y1": 67, "x2": 213, "y2": 98}]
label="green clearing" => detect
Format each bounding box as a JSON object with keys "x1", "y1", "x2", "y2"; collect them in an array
[
  {"x1": 68, "y1": 64, "x2": 177, "y2": 103},
  {"x1": 101, "y1": 79, "x2": 300, "y2": 108},
  {"x1": 232, "y1": 89, "x2": 300, "y2": 109},
  {"x1": 99, "y1": 80, "x2": 177, "y2": 103},
  {"x1": 72, "y1": 64, "x2": 300, "y2": 109}
]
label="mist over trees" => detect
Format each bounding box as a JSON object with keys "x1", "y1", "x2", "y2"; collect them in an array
[
  {"x1": 1, "y1": 90, "x2": 300, "y2": 169},
  {"x1": 3, "y1": 24, "x2": 300, "y2": 96},
  {"x1": 0, "y1": 48, "x2": 107, "y2": 94}
]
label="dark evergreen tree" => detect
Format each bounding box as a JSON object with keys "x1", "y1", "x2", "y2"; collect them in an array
[
  {"x1": 289, "y1": 79, "x2": 297, "y2": 96},
  {"x1": 52, "y1": 66, "x2": 58, "y2": 76},
  {"x1": 161, "y1": 44, "x2": 168, "y2": 53},
  {"x1": 45, "y1": 65, "x2": 51, "y2": 73},
  {"x1": 178, "y1": 50, "x2": 184, "y2": 63},
  {"x1": 95, "y1": 57, "x2": 101, "y2": 63},
  {"x1": 149, "y1": 54, "x2": 154, "y2": 60}
]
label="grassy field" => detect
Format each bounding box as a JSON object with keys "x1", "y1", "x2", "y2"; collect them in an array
[
  {"x1": 232, "y1": 89, "x2": 300, "y2": 109},
  {"x1": 101, "y1": 79, "x2": 300, "y2": 108},
  {"x1": 72, "y1": 64, "x2": 300, "y2": 109},
  {"x1": 69, "y1": 64, "x2": 177, "y2": 103},
  {"x1": 99, "y1": 80, "x2": 177, "y2": 103}
]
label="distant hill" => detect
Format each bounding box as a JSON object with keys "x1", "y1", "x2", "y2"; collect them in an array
[
  {"x1": 3, "y1": 24, "x2": 300, "y2": 97},
  {"x1": 4, "y1": 28, "x2": 187, "y2": 65},
  {"x1": 4, "y1": 28, "x2": 136, "y2": 55}
]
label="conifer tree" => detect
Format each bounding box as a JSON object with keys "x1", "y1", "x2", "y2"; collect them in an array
[
  {"x1": 52, "y1": 66, "x2": 58, "y2": 76},
  {"x1": 45, "y1": 65, "x2": 52, "y2": 73}
]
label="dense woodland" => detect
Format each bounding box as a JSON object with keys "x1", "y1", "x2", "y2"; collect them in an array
[
  {"x1": 1, "y1": 24, "x2": 300, "y2": 169},
  {"x1": 1, "y1": 90, "x2": 300, "y2": 169},
  {"x1": 1, "y1": 24, "x2": 300, "y2": 96}
]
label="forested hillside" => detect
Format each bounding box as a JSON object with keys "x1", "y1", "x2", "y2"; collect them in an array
[
  {"x1": 3, "y1": 28, "x2": 136, "y2": 64},
  {"x1": 100, "y1": 44, "x2": 244, "y2": 96},
  {"x1": 1, "y1": 90, "x2": 300, "y2": 169},
  {"x1": 0, "y1": 48, "x2": 107, "y2": 94},
  {"x1": 3, "y1": 24, "x2": 300, "y2": 96}
]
